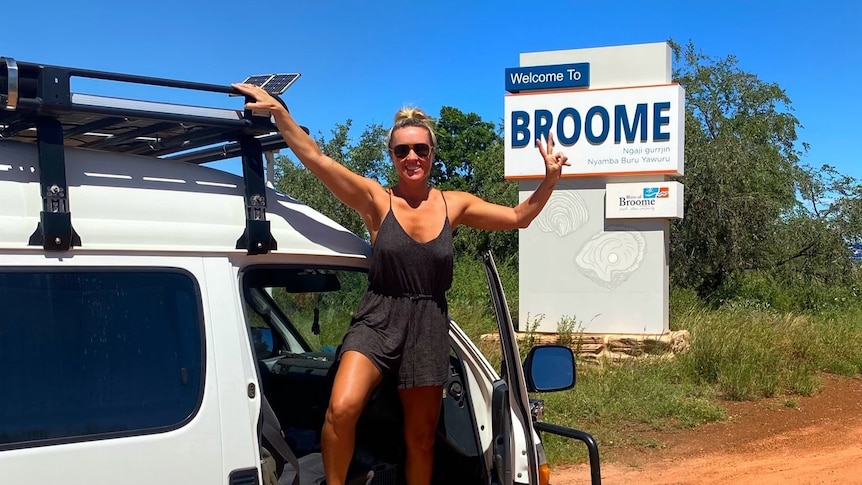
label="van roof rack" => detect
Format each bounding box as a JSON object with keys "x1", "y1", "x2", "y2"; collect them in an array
[{"x1": 1, "y1": 56, "x2": 301, "y2": 255}]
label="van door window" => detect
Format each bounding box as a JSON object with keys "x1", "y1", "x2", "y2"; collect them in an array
[
  {"x1": 242, "y1": 267, "x2": 367, "y2": 357},
  {"x1": 0, "y1": 269, "x2": 204, "y2": 449}
]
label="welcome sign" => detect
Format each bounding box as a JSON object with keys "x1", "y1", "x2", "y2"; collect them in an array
[
  {"x1": 505, "y1": 62, "x2": 590, "y2": 92},
  {"x1": 504, "y1": 84, "x2": 685, "y2": 178}
]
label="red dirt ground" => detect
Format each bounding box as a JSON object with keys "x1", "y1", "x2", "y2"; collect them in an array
[{"x1": 551, "y1": 373, "x2": 862, "y2": 485}]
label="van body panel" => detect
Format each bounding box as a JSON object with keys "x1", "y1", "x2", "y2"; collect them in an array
[
  {"x1": 0, "y1": 254, "x2": 229, "y2": 484},
  {"x1": 203, "y1": 256, "x2": 262, "y2": 477}
]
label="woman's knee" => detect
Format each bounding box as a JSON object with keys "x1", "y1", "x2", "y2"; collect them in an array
[
  {"x1": 325, "y1": 391, "x2": 365, "y2": 427},
  {"x1": 403, "y1": 422, "x2": 437, "y2": 452},
  {"x1": 325, "y1": 351, "x2": 382, "y2": 428}
]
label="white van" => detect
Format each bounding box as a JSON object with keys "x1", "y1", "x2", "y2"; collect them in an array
[{"x1": 0, "y1": 56, "x2": 600, "y2": 485}]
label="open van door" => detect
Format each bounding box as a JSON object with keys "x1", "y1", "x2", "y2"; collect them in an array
[
  {"x1": 483, "y1": 251, "x2": 602, "y2": 485},
  {"x1": 483, "y1": 252, "x2": 539, "y2": 485}
]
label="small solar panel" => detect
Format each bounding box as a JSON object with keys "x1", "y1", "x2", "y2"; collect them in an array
[
  {"x1": 244, "y1": 75, "x2": 275, "y2": 87},
  {"x1": 241, "y1": 73, "x2": 301, "y2": 95}
]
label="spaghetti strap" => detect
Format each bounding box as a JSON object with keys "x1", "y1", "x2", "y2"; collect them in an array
[
  {"x1": 388, "y1": 188, "x2": 393, "y2": 210},
  {"x1": 440, "y1": 190, "x2": 449, "y2": 221}
]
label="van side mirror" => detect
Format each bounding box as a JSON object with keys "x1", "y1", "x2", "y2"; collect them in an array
[
  {"x1": 251, "y1": 326, "x2": 275, "y2": 359},
  {"x1": 523, "y1": 345, "x2": 576, "y2": 393}
]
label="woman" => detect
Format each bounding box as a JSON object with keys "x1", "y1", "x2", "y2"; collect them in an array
[{"x1": 233, "y1": 82, "x2": 569, "y2": 485}]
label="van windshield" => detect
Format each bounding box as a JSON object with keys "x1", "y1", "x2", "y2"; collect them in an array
[{"x1": 242, "y1": 266, "x2": 368, "y2": 359}]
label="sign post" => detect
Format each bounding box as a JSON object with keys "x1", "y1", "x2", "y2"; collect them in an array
[{"x1": 508, "y1": 42, "x2": 684, "y2": 336}]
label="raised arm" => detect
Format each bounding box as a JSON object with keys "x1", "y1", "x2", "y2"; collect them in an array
[
  {"x1": 451, "y1": 133, "x2": 569, "y2": 230},
  {"x1": 232, "y1": 83, "x2": 382, "y2": 216}
]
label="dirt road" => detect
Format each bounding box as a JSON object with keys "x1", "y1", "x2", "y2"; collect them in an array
[{"x1": 551, "y1": 374, "x2": 862, "y2": 484}]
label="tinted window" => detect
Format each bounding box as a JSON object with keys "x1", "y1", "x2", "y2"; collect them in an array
[{"x1": 0, "y1": 269, "x2": 204, "y2": 448}]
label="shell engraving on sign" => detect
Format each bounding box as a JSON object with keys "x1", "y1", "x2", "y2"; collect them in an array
[
  {"x1": 535, "y1": 191, "x2": 589, "y2": 237},
  {"x1": 574, "y1": 227, "x2": 646, "y2": 289}
]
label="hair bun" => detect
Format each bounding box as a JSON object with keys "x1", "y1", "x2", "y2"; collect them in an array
[
  {"x1": 387, "y1": 106, "x2": 437, "y2": 148},
  {"x1": 394, "y1": 106, "x2": 429, "y2": 124}
]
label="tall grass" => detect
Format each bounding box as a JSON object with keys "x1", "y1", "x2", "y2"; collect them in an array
[
  {"x1": 677, "y1": 307, "x2": 813, "y2": 399},
  {"x1": 538, "y1": 359, "x2": 726, "y2": 464},
  {"x1": 672, "y1": 286, "x2": 862, "y2": 399},
  {"x1": 447, "y1": 255, "x2": 519, "y2": 338}
]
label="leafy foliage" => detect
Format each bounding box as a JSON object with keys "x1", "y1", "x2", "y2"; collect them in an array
[
  {"x1": 433, "y1": 109, "x2": 519, "y2": 263},
  {"x1": 793, "y1": 163, "x2": 862, "y2": 257},
  {"x1": 669, "y1": 40, "x2": 802, "y2": 298},
  {"x1": 274, "y1": 120, "x2": 387, "y2": 239},
  {"x1": 432, "y1": 106, "x2": 500, "y2": 191}
]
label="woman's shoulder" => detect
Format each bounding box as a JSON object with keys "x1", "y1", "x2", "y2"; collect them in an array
[{"x1": 438, "y1": 189, "x2": 481, "y2": 204}]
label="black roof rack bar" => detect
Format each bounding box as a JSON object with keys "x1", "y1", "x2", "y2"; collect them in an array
[
  {"x1": 27, "y1": 117, "x2": 81, "y2": 251},
  {"x1": 59, "y1": 97, "x2": 251, "y2": 130},
  {"x1": 9, "y1": 58, "x2": 236, "y2": 100},
  {"x1": 9, "y1": 93, "x2": 252, "y2": 131},
  {"x1": 236, "y1": 134, "x2": 277, "y2": 255},
  {"x1": 3, "y1": 60, "x2": 258, "y2": 133},
  {"x1": 2, "y1": 56, "x2": 289, "y2": 255},
  {"x1": 163, "y1": 133, "x2": 289, "y2": 165}
]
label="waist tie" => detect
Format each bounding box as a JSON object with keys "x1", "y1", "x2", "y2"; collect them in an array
[{"x1": 368, "y1": 287, "x2": 445, "y2": 302}]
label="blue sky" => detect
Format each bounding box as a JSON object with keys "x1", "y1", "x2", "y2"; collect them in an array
[{"x1": 5, "y1": 1, "x2": 860, "y2": 179}]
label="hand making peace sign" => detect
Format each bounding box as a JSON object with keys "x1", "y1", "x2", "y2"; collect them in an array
[{"x1": 536, "y1": 132, "x2": 570, "y2": 180}]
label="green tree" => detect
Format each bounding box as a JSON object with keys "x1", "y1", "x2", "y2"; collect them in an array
[
  {"x1": 797, "y1": 163, "x2": 862, "y2": 246},
  {"x1": 450, "y1": 139, "x2": 521, "y2": 264},
  {"x1": 433, "y1": 107, "x2": 519, "y2": 262},
  {"x1": 273, "y1": 120, "x2": 387, "y2": 239},
  {"x1": 433, "y1": 106, "x2": 500, "y2": 191},
  {"x1": 669, "y1": 40, "x2": 802, "y2": 298},
  {"x1": 776, "y1": 163, "x2": 862, "y2": 284}
]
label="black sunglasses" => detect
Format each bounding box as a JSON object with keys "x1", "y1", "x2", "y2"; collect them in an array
[{"x1": 391, "y1": 143, "x2": 432, "y2": 159}]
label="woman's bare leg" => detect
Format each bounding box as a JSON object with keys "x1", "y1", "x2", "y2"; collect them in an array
[
  {"x1": 399, "y1": 385, "x2": 443, "y2": 485},
  {"x1": 322, "y1": 351, "x2": 382, "y2": 485}
]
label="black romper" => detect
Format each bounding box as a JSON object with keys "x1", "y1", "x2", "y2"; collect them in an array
[{"x1": 339, "y1": 190, "x2": 454, "y2": 388}]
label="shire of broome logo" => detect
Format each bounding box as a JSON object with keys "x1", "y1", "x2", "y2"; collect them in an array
[
  {"x1": 643, "y1": 187, "x2": 669, "y2": 199},
  {"x1": 606, "y1": 181, "x2": 684, "y2": 219}
]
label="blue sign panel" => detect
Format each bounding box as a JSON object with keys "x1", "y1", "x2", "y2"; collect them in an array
[{"x1": 505, "y1": 63, "x2": 590, "y2": 93}]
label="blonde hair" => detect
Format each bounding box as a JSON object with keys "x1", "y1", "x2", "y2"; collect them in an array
[{"x1": 386, "y1": 106, "x2": 437, "y2": 148}]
